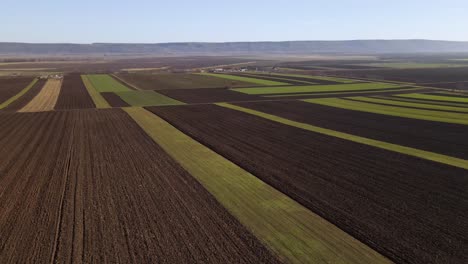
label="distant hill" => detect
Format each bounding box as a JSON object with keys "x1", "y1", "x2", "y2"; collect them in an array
[{"x1": 2, "y1": 40, "x2": 468, "y2": 55}]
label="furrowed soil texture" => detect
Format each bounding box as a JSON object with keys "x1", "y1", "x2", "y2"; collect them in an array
[
  {"x1": 0, "y1": 109, "x2": 280, "y2": 263},
  {"x1": 20, "y1": 79, "x2": 62, "y2": 112},
  {"x1": 55, "y1": 73, "x2": 95, "y2": 109},
  {"x1": 3, "y1": 79, "x2": 46, "y2": 111},
  {"x1": 236, "y1": 100, "x2": 468, "y2": 159},
  {"x1": 116, "y1": 73, "x2": 259, "y2": 90},
  {"x1": 149, "y1": 104, "x2": 468, "y2": 264},
  {"x1": 0, "y1": 77, "x2": 34, "y2": 104}
]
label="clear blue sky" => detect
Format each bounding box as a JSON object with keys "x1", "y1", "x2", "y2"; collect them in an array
[{"x1": 2, "y1": 0, "x2": 467, "y2": 43}]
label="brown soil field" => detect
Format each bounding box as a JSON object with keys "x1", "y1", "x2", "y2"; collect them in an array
[
  {"x1": 117, "y1": 73, "x2": 258, "y2": 90},
  {"x1": 234, "y1": 100, "x2": 468, "y2": 159},
  {"x1": 0, "y1": 77, "x2": 34, "y2": 104},
  {"x1": 101, "y1": 92, "x2": 130, "y2": 107},
  {"x1": 19, "y1": 79, "x2": 62, "y2": 112},
  {"x1": 0, "y1": 109, "x2": 280, "y2": 263},
  {"x1": 2, "y1": 79, "x2": 46, "y2": 111},
  {"x1": 149, "y1": 104, "x2": 468, "y2": 264},
  {"x1": 344, "y1": 97, "x2": 468, "y2": 113},
  {"x1": 158, "y1": 88, "x2": 265, "y2": 103},
  {"x1": 262, "y1": 88, "x2": 432, "y2": 100},
  {"x1": 422, "y1": 81, "x2": 468, "y2": 90},
  {"x1": 55, "y1": 73, "x2": 95, "y2": 109},
  {"x1": 331, "y1": 67, "x2": 468, "y2": 83}
]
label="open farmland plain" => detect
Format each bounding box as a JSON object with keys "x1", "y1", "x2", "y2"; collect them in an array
[{"x1": 0, "y1": 61, "x2": 467, "y2": 264}]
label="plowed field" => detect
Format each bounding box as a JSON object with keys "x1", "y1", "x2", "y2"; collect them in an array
[
  {"x1": 149, "y1": 104, "x2": 468, "y2": 264},
  {"x1": 55, "y1": 74, "x2": 95, "y2": 109},
  {"x1": 0, "y1": 109, "x2": 280, "y2": 263}
]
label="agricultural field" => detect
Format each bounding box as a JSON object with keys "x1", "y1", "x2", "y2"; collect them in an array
[
  {"x1": 116, "y1": 72, "x2": 262, "y2": 90},
  {"x1": 1, "y1": 58, "x2": 467, "y2": 264}
]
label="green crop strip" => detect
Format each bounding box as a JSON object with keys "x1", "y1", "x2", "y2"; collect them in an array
[
  {"x1": 263, "y1": 87, "x2": 420, "y2": 98},
  {"x1": 351, "y1": 96, "x2": 468, "y2": 113},
  {"x1": 199, "y1": 73, "x2": 288, "y2": 86},
  {"x1": 304, "y1": 98, "x2": 468, "y2": 125},
  {"x1": 267, "y1": 73, "x2": 358, "y2": 83},
  {"x1": 217, "y1": 103, "x2": 468, "y2": 170},
  {"x1": 124, "y1": 107, "x2": 390, "y2": 264},
  {"x1": 398, "y1": 93, "x2": 468, "y2": 103},
  {"x1": 375, "y1": 96, "x2": 468, "y2": 108},
  {"x1": 86, "y1": 74, "x2": 132, "y2": 92},
  {"x1": 232, "y1": 82, "x2": 402, "y2": 95},
  {"x1": 81, "y1": 75, "x2": 111, "y2": 108},
  {"x1": 239, "y1": 73, "x2": 317, "y2": 85},
  {"x1": 116, "y1": 90, "x2": 184, "y2": 106},
  {"x1": 0, "y1": 78, "x2": 38, "y2": 109}
]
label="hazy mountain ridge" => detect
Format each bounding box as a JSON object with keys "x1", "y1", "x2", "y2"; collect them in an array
[{"x1": 1, "y1": 40, "x2": 468, "y2": 55}]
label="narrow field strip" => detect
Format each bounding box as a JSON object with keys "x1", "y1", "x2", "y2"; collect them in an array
[
  {"x1": 55, "y1": 73, "x2": 96, "y2": 109},
  {"x1": 125, "y1": 107, "x2": 390, "y2": 264},
  {"x1": 232, "y1": 82, "x2": 402, "y2": 95},
  {"x1": 0, "y1": 79, "x2": 38, "y2": 109},
  {"x1": 86, "y1": 74, "x2": 132, "y2": 92},
  {"x1": 263, "y1": 87, "x2": 420, "y2": 98},
  {"x1": 81, "y1": 75, "x2": 111, "y2": 108},
  {"x1": 236, "y1": 73, "x2": 317, "y2": 85},
  {"x1": 268, "y1": 73, "x2": 359, "y2": 83},
  {"x1": 3, "y1": 79, "x2": 46, "y2": 111},
  {"x1": 378, "y1": 95, "x2": 468, "y2": 108},
  {"x1": 398, "y1": 93, "x2": 468, "y2": 103},
  {"x1": 350, "y1": 96, "x2": 468, "y2": 113},
  {"x1": 217, "y1": 103, "x2": 468, "y2": 170},
  {"x1": 200, "y1": 73, "x2": 289, "y2": 86},
  {"x1": 116, "y1": 90, "x2": 184, "y2": 106},
  {"x1": 19, "y1": 79, "x2": 62, "y2": 112},
  {"x1": 304, "y1": 98, "x2": 468, "y2": 125}
]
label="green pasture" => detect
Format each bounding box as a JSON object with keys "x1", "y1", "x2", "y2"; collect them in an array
[
  {"x1": 116, "y1": 90, "x2": 183, "y2": 106},
  {"x1": 86, "y1": 74, "x2": 132, "y2": 92}
]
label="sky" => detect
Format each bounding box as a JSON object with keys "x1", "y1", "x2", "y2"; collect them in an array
[{"x1": 1, "y1": 0, "x2": 467, "y2": 43}]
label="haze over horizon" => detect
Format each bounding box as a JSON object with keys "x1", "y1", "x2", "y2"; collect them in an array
[{"x1": 2, "y1": 0, "x2": 467, "y2": 43}]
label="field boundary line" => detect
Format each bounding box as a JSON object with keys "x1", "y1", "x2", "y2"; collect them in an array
[
  {"x1": 124, "y1": 107, "x2": 391, "y2": 264},
  {"x1": 81, "y1": 75, "x2": 111, "y2": 108},
  {"x1": 217, "y1": 103, "x2": 468, "y2": 170},
  {"x1": 0, "y1": 78, "x2": 38, "y2": 109},
  {"x1": 110, "y1": 74, "x2": 141, "y2": 90}
]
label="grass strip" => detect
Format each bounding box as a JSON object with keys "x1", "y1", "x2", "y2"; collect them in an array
[
  {"x1": 217, "y1": 103, "x2": 468, "y2": 170},
  {"x1": 239, "y1": 73, "x2": 317, "y2": 85},
  {"x1": 376, "y1": 95, "x2": 468, "y2": 108},
  {"x1": 398, "y1": 93, "x2": 468, "y2": 103},
  {"x1": 200, "y1": 73, "x2": 288, "y2": 86},
  {"x1": 0, "y1": 78, "x2": 38, "y2": 109},
  {"x1": 263, "y1": 87, "x2": 420, "y2": 98},
  {"x1": 304, "y1": 98, "x2": 468, "y2": 125},
  {"x1": 124, "y1": 107, "x2": 390, "y2": 264},
  {"x1": 352, "y1": 96, "x2": 468, "y2": 113},
  {"x1": 86, "y1": 74, "x2": 132, "y2": 92},
  {"x1": 268, "y1": 73, "x2": 358, "y2": 83},
  {"x1": 81, "y1": 75, "x2": 111, "y2": 108},
  {"x1": 232, "y1": 82, "x2": 403, "y2": 95},
  {"x1": 116, "y1": 90, "x2": 184, "y2": 106}
]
